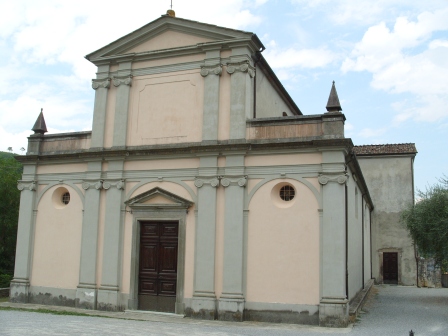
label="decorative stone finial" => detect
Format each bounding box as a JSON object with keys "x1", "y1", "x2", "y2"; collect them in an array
[
  {"x1": 167, "y1": 9, "x2": 175, "y2": 17},
  {"x1": 32, "y1": 108, "x2": 48, "y2": 134},
  {"x1": 326, "y1": 81, "x2": 342, "y2": 113}
]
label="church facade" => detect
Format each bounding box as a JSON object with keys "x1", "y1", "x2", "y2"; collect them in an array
[{"x1": 10, "y1": 12, "x2": 416, "y2": 327}]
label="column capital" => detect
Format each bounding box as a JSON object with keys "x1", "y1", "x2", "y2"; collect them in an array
[
  {"x1": 318, "y1": 174, "x2": 349, "y2": 185},
  {"x1": 82, "y1": 180, "x2": 103, "y2": 190},
  {"x1": 103, "y1": 180, "x2": 125, "y2": 190},
  {"x1": 226, "y1": 61, "x2": 255, "y2": 78},
  {"x1": 194, "y1": 177, "x2": 220, "y2": 188},
  {"x1": 220, "y1": 176, "x2": 247, "y2": 188},
  {"x1": 17, "y1": 181, "x2": 36, "y2": 191},
  {"x1": 92, "y1": 78, "x2": 110, "y2": 90},
  {"x1": 200, "y1": 64, "x2": 222, "y2": 77},
  {"x1": 112, "y1": 75, "x2": 132, "y2": 87}
]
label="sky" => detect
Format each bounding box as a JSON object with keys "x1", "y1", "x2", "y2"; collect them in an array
[{"x1": 0, "y1": 0, "x2": 447, "y2": 192}]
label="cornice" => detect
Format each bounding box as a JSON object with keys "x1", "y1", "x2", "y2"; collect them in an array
[{"x1": 15, "y1": 138, "x2": 354, "y2": 164}]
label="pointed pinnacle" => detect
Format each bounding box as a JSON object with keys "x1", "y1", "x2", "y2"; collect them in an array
[
  {"x1": 32, "y1": 109, "x2": 48, "y2": 134},
  {"x1": 326, "y1": 81, "x2": 342, "y2": 113}
]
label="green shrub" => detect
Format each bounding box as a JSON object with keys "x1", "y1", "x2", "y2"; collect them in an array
[{"x1": 0, "y1": 273, "x2": 12, "y2": 288}]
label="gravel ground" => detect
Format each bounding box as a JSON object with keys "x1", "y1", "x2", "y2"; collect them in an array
[{"x1": 0, "y1": 286, "x2": 447, "y2": 336}]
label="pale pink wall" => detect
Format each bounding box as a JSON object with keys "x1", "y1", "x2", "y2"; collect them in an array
[
  {"x1": 127, "y1": 70, "x2": 204, "y2": 146},
  {"x1": 132, "y1": 54, "x2": 205, "y2": 70},
  {"x1": 124, "y1": 158, "x2": 199, "y2": 171},
  {"x1": 246, "y1": 179, "x2": 320, "y2": 305},
  {"x1": 31, "y1": 185, "x2": 83, "y2": 289},
  {"x1": 125, "y1": 30, "x2": 213, "y2": 54},
  {"x1": 37, "y1": 163, "x2": 87, "y2": 175},
  {"x1": 245, "y1": 153, "x2": 322, "y2": 167}
]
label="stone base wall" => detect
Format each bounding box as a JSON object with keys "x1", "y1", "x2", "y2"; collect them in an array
[{"x1": 418, "y1": 257, "x2": 442, "y2": 288}]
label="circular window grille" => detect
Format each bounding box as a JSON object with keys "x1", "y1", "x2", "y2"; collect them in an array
[
  {"x1": 61, "y1": 192, "x2": 70, "y2": 205},
  {"x1": 279, "y1": 185, "x2": 295, "y2": 201}
]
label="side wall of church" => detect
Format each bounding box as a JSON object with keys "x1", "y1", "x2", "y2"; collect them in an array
[{"x1": 357, "y1": 155, "x2": 416, "y2": 286}]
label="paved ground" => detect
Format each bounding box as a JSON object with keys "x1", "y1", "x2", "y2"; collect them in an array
[{"x1": 0, "y1": 286, "x2": 447, "y2": 335}]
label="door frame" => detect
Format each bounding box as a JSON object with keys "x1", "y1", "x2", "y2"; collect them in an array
[
  {"x1": 126, "y1": 188, "x2": 193, "y2": 314},
  {"x1": 378, "y1": 248, "x2": 402, "y2": 285}
]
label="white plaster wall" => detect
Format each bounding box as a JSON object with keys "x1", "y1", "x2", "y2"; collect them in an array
[
  {"x1": 246, "y1": 179, "x2": 320, "y2": 305},
  {"x1": 127, "y1": 70, "x2": 204, "y2": 146},
  {"x1": 31, "y1": 185, "x2": 83, "y2": 289},
  {"x1": 255, "y1": 69, "x2": 294, "y2": 118}
]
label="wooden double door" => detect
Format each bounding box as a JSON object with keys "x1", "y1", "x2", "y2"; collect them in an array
[
  {"x1": 138, "y1": 221, "x2": 178, "y2": 312},
  {"x1": 383, "y1": 252, "x2": 398, "y2": 284}
]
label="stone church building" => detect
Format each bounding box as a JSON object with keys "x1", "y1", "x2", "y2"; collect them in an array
[{"x1": 10, "y1": 11, "x2": 417, "y2": 327}]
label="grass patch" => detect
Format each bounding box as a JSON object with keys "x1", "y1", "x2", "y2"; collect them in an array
[
  {"x1": 0, "y1": 306, "x2": 113, "y2": 318},
  {"x1": 0, "y1": 297, "x2": 9, "y2": 303}
]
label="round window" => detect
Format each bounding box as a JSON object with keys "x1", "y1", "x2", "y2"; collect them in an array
[
  {"x1": 279, "y1": 185, "x2": 295, "y2": 201},
  {"x1": 62, "y1": 192, "x2": 70, "y2": 205}
]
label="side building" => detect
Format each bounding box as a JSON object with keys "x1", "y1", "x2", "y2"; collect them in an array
[{"x1": 354, "y1": 144, "x2": 417, "y2": 286}]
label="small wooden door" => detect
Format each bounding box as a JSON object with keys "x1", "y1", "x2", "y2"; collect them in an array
[
  {"x1": 383, "y1": 252, "x2": 398, "y2": 284},
  {"x1": 138, "y1": 221, "x2": 178, "y2": 312}
]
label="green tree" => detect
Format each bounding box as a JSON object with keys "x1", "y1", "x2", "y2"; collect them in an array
[
  {"x1": 0, "y1": 151, "x2": 22, "y2": 282},
  {"x1": 401, "y1": 176, "x2": 448, "y2": 271}
]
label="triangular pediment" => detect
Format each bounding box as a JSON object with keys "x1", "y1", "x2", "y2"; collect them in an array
[
  {"x1": 86, "y1": 15, "x2": 257, "y2": 61},
  {"x1": 125, "y1": 187, "x2": 194, "y2": 209}
]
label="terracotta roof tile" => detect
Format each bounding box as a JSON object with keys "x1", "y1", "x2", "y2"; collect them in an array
[{"x1": 353, "y1": 143, "x2": 417, "y2": 155}]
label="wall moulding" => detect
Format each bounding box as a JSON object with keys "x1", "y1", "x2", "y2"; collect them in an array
[
  {"x1": 103, "y1": 180, "x2": 125, "y2": 190},
  {"x1": 112, "y1": 75, "x2": 133, "y2": 87},
  {"x1": 318, "y1": 174, "x2": 349, "y2": 185},
  {"x1": 82, "y1": 181, "x2": 103, "y2": 190},
  {"x1": 17, "y1": 181, "x2": 36, "y2": 191},
  {"x1": 220, "y1": 176, "x2": 247, "y2": 187},
  {"x1": 226, "y1": 61, "x2": 255, "y2": 78},
  {"x1": 194, "y1": 177, "x2": 219, "y2": 188},
  {"x1": 91, "y1": 78, "x2": 110, "y2": 90},
  {"x1": 200, "y1": 64, "x2": 222, "y2": 77}
]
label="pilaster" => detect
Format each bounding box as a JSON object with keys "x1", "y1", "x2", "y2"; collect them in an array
[
  {"x1": 318, "y1": 165, "x2": 349, "y2": 327},
  {"x1": 76, "y1": 160, "x2": 103, "y2": 309},
  {"x1": 97, "y1": 160, "x2": 125, "y2": 311},
  {"x1": 218, "y1": 159, "x2": 246, "y2": 322},
  {"x1": 112, "y1": 61, "x2": 132, "y2": 149},
  {"x1": 189, "y1": 155, "x2": 219, "y2": 320},
  {"x1": 10, "y1": 179, "x2": 37, "y2": 303},
  {"x1": 91, "y1": 64, "x2": 110, "y2": 149},
  {"x1": 201, "y1": 49, "x2": 222, "y2": 142},
  {"x1": 226, "y1": 60, "x2": 254, "y2": 140}
]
